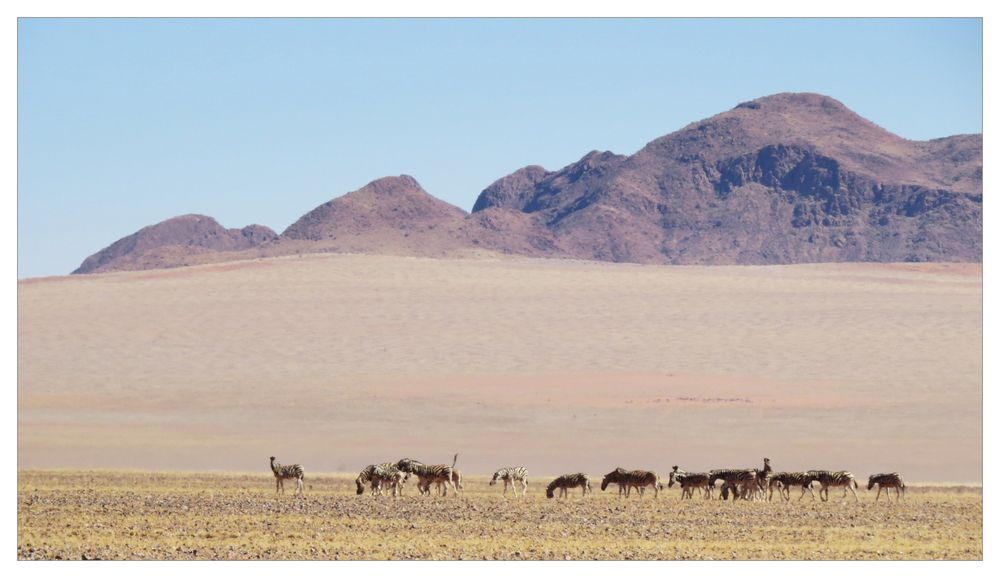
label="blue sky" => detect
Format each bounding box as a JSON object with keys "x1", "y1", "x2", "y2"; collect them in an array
[{"x1": 17, "y1": 18, "x2": 982, "y2": 278}]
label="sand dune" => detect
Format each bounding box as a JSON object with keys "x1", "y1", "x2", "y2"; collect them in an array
[{"x1": 18, "y1": 255, "x2": 982, "y2": 481}]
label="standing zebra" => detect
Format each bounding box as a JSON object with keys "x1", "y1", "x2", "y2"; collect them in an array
[
  {"x1": 370, "y1": 463, "x2": 408, "y2": 497},
  {"x1": 668, "y1": 466, "x2": 712, "y2": 500},
  {"x1": 767, "y1": 472, "x2": 816, "y2": 501},
  {"x1": 753, "y1": 458, "x2": 773, "y2": 500},
  {"x1": 490, "y1": 466, "x2": 528, "y2": 497},
  {"x1": 709, "y1": 469, "x2": 757, "y2": 501},
  {"x1": 868, "y1": 473, "x2": 906, "y2": 503},
  {"x1": 808, "y1": 470, "x2": 860, "y2": 502},
  {"x1": 600, "y1": 468, "x2": 660, "y2": 498},
  {"x1": 546, "y1": 473, "x2": 591, "y2": 498},
  {"x1": 395, "y1": 454, "x2": 460, "y2": 497},
  {"x1": 418, "y1": 468, "x2": 464, "y2": 496},
  {"x1": 269, "y1": 456, "x2": 304, "y2": 496}
]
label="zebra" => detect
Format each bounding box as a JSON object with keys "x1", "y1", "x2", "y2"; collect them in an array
[
  {"x1": 546, "y1": 473, "x2": 591, "y2": 498},
  {"x1": 709, "y1": 469, "x2": 757, "y2": 501},
  {"x1": 370, "y1": 463, "x2": 408, "y2": 497},
  {"x1": 395, "y1": 454, "x2": 459, "y2": 497},
  {"x1": 418, "y1": 468, "x2": 464, "y2": 496},
  {"x1": 355, "y1": 464, "x2": 377, "y2": 495},
  {"x1": 808, "y1": 470, "x2": 859, "y2": 502},
  {"x1": 490, "y1": 466, "x2": 528, "y2": 497},
  {"x1": 753, "y1": 457, "x2": 773, "y2": 500},
  {"x1": 767, "y1": 472, "x2": 816, "y2": 501},
  {"x1": 668, "y1": 466, "x2": 712, "y2": 500},
  {"x1": 868, "y1": 473, "x2": 906, "y2": 503},
  {"x1": 269, "y1": 456, "x2": 304, "y2": 496},
  {"x1": 600, "y1": 467, "x2": 660, "y2": 498}
]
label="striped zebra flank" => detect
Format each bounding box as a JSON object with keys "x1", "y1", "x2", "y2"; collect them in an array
[
  {"x1": 395, "y1": 454, "x2": 460, "y2": 497},
  {"x1": 490, "y1": 466, "x2": 528, "y2": 497},
  {"x1": 269, "y1": 456, "x2": 305, "y2": 496},
  {"x1": 868, "y1": 472, "x2": 906, "y2": 503},
  {"x1": 418, "y1": 469, "x2": 464, "y2": 496},
  {"x1": 600, "y1": 467, "x2": 660, "y2": 498},
  {"x1": 709, "y1": 468, "x2": 757, "y2": 501},
  {"x1": 767, "y1": 472, "x2": 817, "y2": 501},
  {"x1": 668, "y1": 466, "x2": 712, "y2": 500},
  {"x1": 370, "y1": 463, "x2": 408, "y2": 497},
  {"x1": 355, "y1": 465, "x2": 376, "y2": 495},
  {"x1": 808, "y1": 470, "x2": 859, "y2": 503},
  {"x1": 546, "y1": 473, "x2": 591, "y2": 498}
]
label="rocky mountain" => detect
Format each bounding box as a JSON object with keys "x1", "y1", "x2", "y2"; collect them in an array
[
  {"x1": 72, "y1": 215, "x2": 277, "y2": 274},
  {"x1": 71, "y1": 92, "x2": 982, "y2": 274},
  {"x1": 472, "y1": 93, "x2": 982, "y2": 264}
]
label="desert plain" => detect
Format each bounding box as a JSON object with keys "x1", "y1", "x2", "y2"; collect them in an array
[{"x1": 17, "y1": 253, "x2": 983, "y2": 559}]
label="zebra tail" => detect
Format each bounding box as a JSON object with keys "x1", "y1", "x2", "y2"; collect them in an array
[
  {"x1": 452, "y1": 453, "x2": 459, "y2": 468},
  {"x1": 852, "y1": 478, "x2": 858, "y2": 488}
]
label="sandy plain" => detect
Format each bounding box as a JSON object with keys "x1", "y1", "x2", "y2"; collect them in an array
[
  {"x1": 17, "y1": 471, "x2": 982, "y2": 560},
  {"x1": 18, "y1": 254, "x2": 982, "y2": 481}
]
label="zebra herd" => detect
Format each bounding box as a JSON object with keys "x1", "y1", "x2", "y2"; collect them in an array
[{"x1": 270, "y1": 455, "x2": 907, "y2": 503}]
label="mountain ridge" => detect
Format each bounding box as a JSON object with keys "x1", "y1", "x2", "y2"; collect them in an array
[{"x1": 71, "y1": 92, "x2": 982, "y2": 275}]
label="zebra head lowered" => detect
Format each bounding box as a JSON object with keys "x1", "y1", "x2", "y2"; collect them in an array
[{"x1": 601, "y1": 467, "x2": 628, "y2": 491}]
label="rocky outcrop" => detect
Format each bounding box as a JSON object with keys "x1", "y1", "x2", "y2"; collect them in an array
[{"x1": 72, "y1": 215, "x2": 277, "y2": 274}]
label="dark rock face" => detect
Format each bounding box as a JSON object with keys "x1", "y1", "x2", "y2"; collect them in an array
[
  {"x1": 472, "y1": 165, "x2": 549, "y2": 213},
  {"x1": 72, "y1": 215, "x2": 277, "y2": 274},
  {"x1": 470, "y1": 93, "x2": 982, "y2": 264}
]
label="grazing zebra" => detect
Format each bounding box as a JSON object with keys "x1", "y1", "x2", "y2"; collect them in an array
[
  {"x1": 370, "y1": 463, "x2": 408, "y2": 497},
  {"x1": 600, "y1": 467, "x2": 660, "y2": 498},
  {"x1": 868, "y1": 473, "x2": 906, "y2": 503},
  {"x1": 668, "y1": 466, "x2": 712, "y2": 500},
  {"x1": 546, "y1": 473, "x2": 591, "y2": 498},
  {"x1": 808, "y1": 470, "x2": 859, "y2": 502},
  {"x1": 418, "y1": 469, "x2": 464, "y2": 496},
  {"x1": 395, "y1": 454, "x2": 460, "y2": 497},
  {"x1": 269, "y1": 456, "x2": 304, "y2": 496},
  {"x1": 490, "y1": 466, "x2": 529, "y2": 497},
  {"x1": 767, "y1": 472, "x2": 816, "y2": 501},
  {"x1": 355, "y1": 464, "x2": 377, "y2": 495},
  {"x1": 709, "y1": 469, "x2": 757, "y2": 501}
]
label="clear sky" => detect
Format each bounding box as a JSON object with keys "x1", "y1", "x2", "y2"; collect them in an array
[{"x1": 17, "y1": 18, "x2": 982, "y2": 278}]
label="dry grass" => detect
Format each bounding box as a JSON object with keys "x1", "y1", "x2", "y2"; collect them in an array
[{"x1": 18, "y1": 470, "x2": 982, "y2": 560}]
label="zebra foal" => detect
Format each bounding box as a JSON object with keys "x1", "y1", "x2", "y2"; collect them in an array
[
  {"x1": 490, "y1": 466, "x2": 528, "y2": 497},
  {"x1": 668, "y1": 466, "x2": 712, "y2": 500},
  {"x1": 868, "y1": 473, "x2": 905, "y2": 503}
]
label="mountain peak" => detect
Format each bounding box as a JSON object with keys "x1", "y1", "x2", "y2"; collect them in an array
[
  {"x1": 737, "y1": 92, "x2": 850, "y2": 112},
  {"x1": 281, "y1": 175, "x2": 468, "y2": 241},
  {"x1": 351, "y1": 174, "x2": 425, "y2": 197}
]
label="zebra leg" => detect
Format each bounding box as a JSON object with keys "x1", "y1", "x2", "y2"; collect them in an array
[
  {"x1": 297, "y1": 477, "x2": 303, "y2": 496},
  {"x1": 275, "y1": 477, "x2": 280, "y2": 495},
  {"x1": 848, "y1": 484, "x2": 859, "y2": 502}
]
